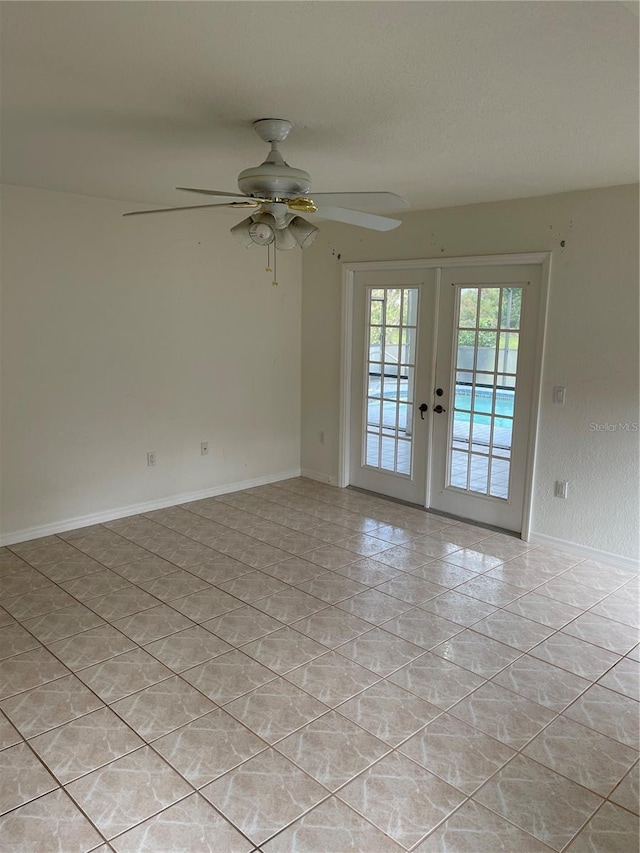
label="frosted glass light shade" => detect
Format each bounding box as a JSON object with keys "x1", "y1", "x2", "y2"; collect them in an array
[
  {"x1": 230, "y1": 216, "x2": 254, "y2": 248},
  {"x1": 290, "y1": 216, "x2": 319, "y2": 248}
]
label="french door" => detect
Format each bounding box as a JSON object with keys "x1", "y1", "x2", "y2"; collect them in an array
[
  {"x1": 348, "y1": 261, "x2": 542, "y2": 532},
  {"x1": 349, "y1": 269, "x2": 437, "y2": 503},
  {"x1": 429, "y1": 265, "x2": 541, "y2": 530}
]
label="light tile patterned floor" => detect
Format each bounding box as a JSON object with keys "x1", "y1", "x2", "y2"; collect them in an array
[{"x1": 0, "y1": 477, "x2": 638, "y2": 852}]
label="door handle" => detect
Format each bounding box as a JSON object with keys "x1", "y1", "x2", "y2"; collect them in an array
[
  {"x1": 434, "y1": 404, "x2": 446, "y2": 414},
  {"x1": 418, "y1": 403, "x2": 428, "y2": 419}
]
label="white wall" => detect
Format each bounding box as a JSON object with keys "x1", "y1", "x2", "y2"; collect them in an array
[
  {"x1": 301, "y1": 184, "x2": 639, "y2": 561},
  {"x1": 0, "y1": 185, "x2": 302, "y2": 540}
]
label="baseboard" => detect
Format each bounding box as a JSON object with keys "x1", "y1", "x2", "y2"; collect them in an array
[
  {"x1": 300, "y1": 468, "x2": 339, "y2": 486},
  {"x1": 0, "y1": 468, "x2": 302, "y2": 547},
  {"x1": 7, "y1": 473, "x2": 636, "y2": 572},
  {"x1": 527, "y1": 531, "x2": 639, "y2": 573}
]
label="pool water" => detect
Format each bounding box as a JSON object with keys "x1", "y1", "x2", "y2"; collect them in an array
[
  {"x1": 368, "y1": 380, "x2": 515, "y2": 433},
  {"x1": 454, "y1": 388, "x2": 514, "y2": 430}
]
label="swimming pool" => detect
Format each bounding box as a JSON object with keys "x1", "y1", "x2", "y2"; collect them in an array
[
  {"x1": 453, "y1": 387, "x2": 514, "y2": 430},
  {"x1": 368, "y1": 380, "x2": 514, "y2": 433}
]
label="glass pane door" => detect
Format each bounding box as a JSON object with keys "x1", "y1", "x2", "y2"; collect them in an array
[
  {"x1": 364, "y1": 287, "x2": 419, "y2": 476},
  {"x1": 449, "y1": 285, "x2": 522, "y2": 499},
  {"x1": 429, "y1": 264, "x2": 540, "y2": 531},
  {"x1": 350, "y1": 268, "x2": 436, "y2": 505}
]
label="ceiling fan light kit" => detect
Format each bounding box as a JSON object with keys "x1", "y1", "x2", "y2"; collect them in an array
[
  {"x1": 124, "y1": 118, "x2": 409, "y2": 282},
  {"x1": 230, "y1": 210, "x2": 318, "y2": 252}
]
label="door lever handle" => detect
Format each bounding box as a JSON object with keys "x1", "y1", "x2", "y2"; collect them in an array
[
  {"x1": 418, "y1": 403, "x2": 428, "y2": 419},
  {"x1": 434, "y1": 404, "x2": 446, "y2": 414}
]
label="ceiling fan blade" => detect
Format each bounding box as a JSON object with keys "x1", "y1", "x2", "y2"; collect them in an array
[
  {"x1": 312, "y1": 205, "x2": 402, "y2": 231},
  {"x1": 176, "y1": 187, "x2": 258, "y2": 200},
  {"x1": 309, "y1": 192, "x2": 409, "y2": 213},
  {"x1": 123, "y1": 201, "x2": 258, "y2": 217}
]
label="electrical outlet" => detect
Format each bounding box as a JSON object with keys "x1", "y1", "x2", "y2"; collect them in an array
[
  {"x1": 147, "y1": 451, "x2": 157, "y2": 467},
  {"x1": 554, "y1": 480, "x2": 568, "y2": 499},
  {"x1": 201, "y1": 441, "x2": 209, "y2": 456}
]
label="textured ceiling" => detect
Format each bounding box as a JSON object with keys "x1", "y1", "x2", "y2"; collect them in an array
[{"x1": 1, "y1": 1, "x2": 638, "y2": 212}]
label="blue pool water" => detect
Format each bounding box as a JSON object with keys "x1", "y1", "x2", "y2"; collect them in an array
[
  {"x1": 454, "y1": 388, "x2": 514, "y2": 430},
  {"x1": 369, "y1": 380, "x2": 514, "y2": 430}
]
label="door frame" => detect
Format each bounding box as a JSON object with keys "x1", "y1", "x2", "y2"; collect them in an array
[{"x1": 339, "y1": 252, "x2": 552, "y2": 541}]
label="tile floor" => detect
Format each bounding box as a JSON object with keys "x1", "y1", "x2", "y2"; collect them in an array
[{"x1": 0, "y1": 477, "x2": 638, "y2": 852}]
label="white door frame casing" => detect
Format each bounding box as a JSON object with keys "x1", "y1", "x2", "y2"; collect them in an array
[{"x1": 339, "y1": 252, "x2": 552, "y2": 541}]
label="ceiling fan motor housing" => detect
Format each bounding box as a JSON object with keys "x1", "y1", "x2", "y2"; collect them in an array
[{"x1": 237, "y1": 161, "x2": 311, "y2": 199}]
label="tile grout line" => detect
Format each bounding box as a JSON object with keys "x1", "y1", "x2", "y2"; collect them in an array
[{"x1": 0, "y1": 479, "x2": 637, "y2": 851}]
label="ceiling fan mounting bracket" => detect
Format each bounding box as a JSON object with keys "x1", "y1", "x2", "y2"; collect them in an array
[{"x1": 253, "y1": 118, "x2": 293, "y2": 144}]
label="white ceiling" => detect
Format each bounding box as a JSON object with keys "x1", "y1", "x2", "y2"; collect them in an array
[{"x1": 1, "y1": 1, "x2": 638, "y2": 212}]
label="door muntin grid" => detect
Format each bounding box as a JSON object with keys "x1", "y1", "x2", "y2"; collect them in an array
[
  {"x1": 364, "y1": 287, "x2": 419, "y2": 476},
  {"x1": 447, "y1": 284, "x2": 525, "y2": 500}
]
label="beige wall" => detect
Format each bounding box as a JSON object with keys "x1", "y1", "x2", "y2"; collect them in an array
[
  {"x1": 301, "y1": 184, "x2": 639, "y2": 561},
  {"x1": 3, "y1": 183, "x2": 638, "y2": 560},
  {"x1": 1, "y1": 185, "x2": 302, "y2": 540}
]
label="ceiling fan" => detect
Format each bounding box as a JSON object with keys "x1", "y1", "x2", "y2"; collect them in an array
[{"x1": 123, "y1": 118, "x2": 409, "y2": 253}]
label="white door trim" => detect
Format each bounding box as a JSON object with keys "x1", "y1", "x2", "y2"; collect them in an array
[
  {"x1": 520, "y1": 252, "x2": 552, "y2": 540},
  {"x1": 339, "y1": 252, "x2": 552, "y2": 539}
]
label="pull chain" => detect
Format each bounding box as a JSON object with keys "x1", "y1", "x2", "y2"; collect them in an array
[{"x1": 264, "y1": 243, "x2": 278, "y2": 287}]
